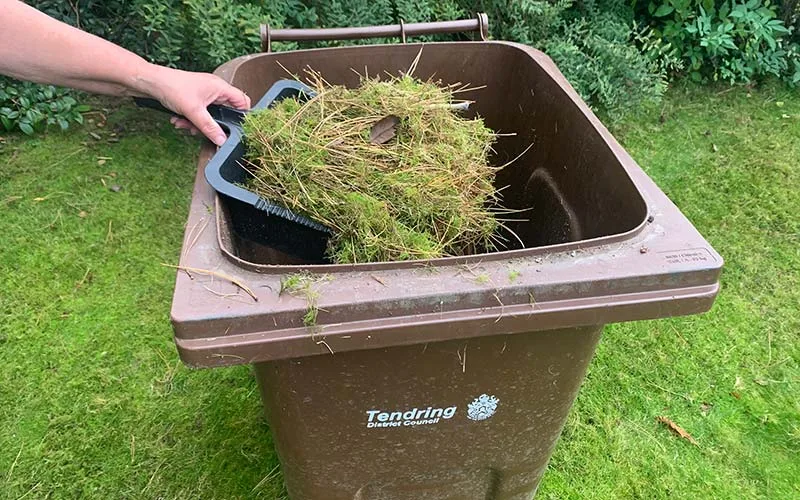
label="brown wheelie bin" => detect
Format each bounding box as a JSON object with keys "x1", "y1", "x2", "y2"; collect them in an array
[{"x1": 168, "y1": 16, "x2": 722, "y2": 500}]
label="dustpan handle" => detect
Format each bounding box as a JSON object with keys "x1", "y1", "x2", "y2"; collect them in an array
[
  {"x1": 260, "y1": 13, "x2": 488, "y2": 53},
  {"x1": 132, "y1": 97, "x2": 246, "y2": 126}
]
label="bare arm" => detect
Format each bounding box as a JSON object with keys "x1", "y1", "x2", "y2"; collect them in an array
[{"x1": 0, "y1": 0, "x2": 250, "y2": 145}]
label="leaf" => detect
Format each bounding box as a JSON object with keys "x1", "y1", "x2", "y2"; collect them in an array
[
  {"x1": 654, "y1": 4, "x2": 675, "y2": 17},
  {"x1": 19, "y1": 122, "x2": 34, "y2": 135},
  {"x1": 657, "y1": 416, "x2": 699, "y2": 446},
  {"x1": 766, "y1": 36, "x2": 776, "y2": 51},
  {"x1": 369, "y1": 115, "x2": 400, "y2": 144},
  {"x1": 75, "y1": 104, "x2": 91, "y2": 113}
]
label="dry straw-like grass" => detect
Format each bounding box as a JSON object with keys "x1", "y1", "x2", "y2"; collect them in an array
[{"x1": 242, "y1": 64, "x2": 510, "y2": 264}]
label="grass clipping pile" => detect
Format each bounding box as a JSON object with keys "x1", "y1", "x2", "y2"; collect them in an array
[{"x1": 242, "y1": 72, "x2": 504, "y2": 264}]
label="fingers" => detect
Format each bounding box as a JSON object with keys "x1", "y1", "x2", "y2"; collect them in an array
[
  {"x1": 215, "y1": 80, "x2": 251, "y2": 110},
  {"x1": 157, "y1": 71, "x2": 248, "y2": 145},
  {"x1": 190, "y1": 81, "x2": 247, "y2": 144},
  {"x1": 182, "y1": 106, "x2": 227, "y2": 146},
  {"x1": 170, "y1": 116, "x2": 196, "y2": 132}
]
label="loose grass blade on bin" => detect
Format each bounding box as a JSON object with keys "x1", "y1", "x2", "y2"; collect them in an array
[{"x1": 241, "y1": 70, "x2": 505, "y2": 264}]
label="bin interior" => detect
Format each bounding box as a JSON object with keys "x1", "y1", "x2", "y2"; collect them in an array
[{"x1": 216, "y1": 43, "x2": 648, "y2": 268}]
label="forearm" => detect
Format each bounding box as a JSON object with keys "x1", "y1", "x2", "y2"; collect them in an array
[
  {"x1": 0, "y1": 0, "x2": 250, "y2": 146},
  {"x1": 0, "y1": 0, "x2": 160, "y2": 97}
]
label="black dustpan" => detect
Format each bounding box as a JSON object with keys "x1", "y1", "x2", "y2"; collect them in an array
[{"x1": 135, "y1": 80, "x2": 332, "y2": 262}]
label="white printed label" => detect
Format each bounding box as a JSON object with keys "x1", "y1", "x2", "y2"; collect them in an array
[
  {"x1": 364, "y1": 394, "x2": 500, "y2": 428},
  {"x1": 365, "y1": 406, "x2": 456, "y2": 428}
]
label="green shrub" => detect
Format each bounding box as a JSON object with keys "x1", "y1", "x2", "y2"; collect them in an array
[
  {"x1": 777, "y1": 0, "x2": 799, "y2": 42},
  {"x1": 641, "y1": 0, "x2": 800, "y2": 84},
  {"x1": 0, "y1": 78, "x2": 86, "y2": 135},
  {"x1": 463, "y1": 0, "x2": 667, "y2": 117},
  {"x1": 466, "y1": 0, "x2": 572, "y2": 44},
  {"x1": 144, "y1": 0, "x2": 265, "y2": 69},
  {"x1": 545, "y1": 14, "x2": 668, "y2": 119},
  {"x1": 18, "y1": 0, "x2": 671, "y2": 121}
]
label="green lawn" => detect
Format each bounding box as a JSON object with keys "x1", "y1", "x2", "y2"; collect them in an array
[{"x1": 1, "y1": 85, "x2": 798, "y2": 499}]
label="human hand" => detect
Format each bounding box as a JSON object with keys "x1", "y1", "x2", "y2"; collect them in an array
[{"x1": 140, "y1": 65, "x2": 251, "y2": 146}]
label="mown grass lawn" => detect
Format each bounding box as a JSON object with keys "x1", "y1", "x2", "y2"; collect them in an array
[{"x1": 1, "y1": 85, "x2": 798, "y2": 499}]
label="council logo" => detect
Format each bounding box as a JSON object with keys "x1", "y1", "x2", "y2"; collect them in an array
[{"x1": 467, "y1": 394, "x2": 499, "y2": 421}]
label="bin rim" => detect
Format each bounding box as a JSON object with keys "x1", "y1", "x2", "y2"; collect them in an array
[
  {"x1": 169, "y1": 41, "x2": 723, "y2": 367},
  {"x1": 212, "y1": 41, "x2": 650, "y2": 273}
]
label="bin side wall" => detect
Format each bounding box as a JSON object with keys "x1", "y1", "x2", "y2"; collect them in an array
[{"x1": 255, "y1": 324, "x2": 604, "y2": 499}]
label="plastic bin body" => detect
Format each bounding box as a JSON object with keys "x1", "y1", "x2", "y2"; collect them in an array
[
  {"x1": 170, "y1": 42, "x2": 722, "y2": 499},
  {"x1": 256, "y1": 327, "x2": 602, "y2": 499}
]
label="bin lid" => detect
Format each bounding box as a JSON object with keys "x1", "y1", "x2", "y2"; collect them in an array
[{"x1": 170, "y1": 42, "x2": 722, "y2": 367}]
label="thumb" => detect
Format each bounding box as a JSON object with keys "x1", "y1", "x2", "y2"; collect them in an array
[{"x1": 184, "y1": 106, "x2": 227, "y2": 146}]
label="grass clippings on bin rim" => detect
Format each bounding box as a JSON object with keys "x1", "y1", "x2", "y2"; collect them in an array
[
  {"x1": 241, "y1": 65, "x2": 514, "y2": 264},
  {"x1": 279, "y1": 272, "x2": 329, "y2": 327}
]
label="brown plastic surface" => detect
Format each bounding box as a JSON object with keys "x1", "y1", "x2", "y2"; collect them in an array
[
  {"x1": 257, "y1": 326, "x2": 602, "y2": 499},
  {"x1": 169, "y1": 41, "x2": 722, "y2": 499}
]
